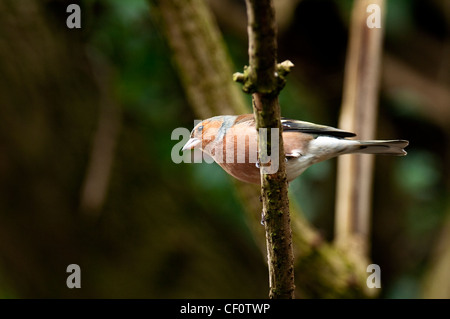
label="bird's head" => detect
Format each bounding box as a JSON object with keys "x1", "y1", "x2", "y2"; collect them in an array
[{"x1": 182, "y1": 116, "x2": 228, "y2": 152}]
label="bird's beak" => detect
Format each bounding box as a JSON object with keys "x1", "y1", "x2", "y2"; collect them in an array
[{"x1": 182, "y1": 138, "x2": 201, "y2": 151}]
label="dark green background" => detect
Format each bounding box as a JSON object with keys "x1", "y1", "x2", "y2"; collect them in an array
[{"x1": 0, "y1": 0, "x2": 448, "y2": 298}]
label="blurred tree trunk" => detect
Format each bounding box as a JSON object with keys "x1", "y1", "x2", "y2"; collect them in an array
[
  {"x1": 151, "y1": 0, "x2": 248, "y2": 117},
  {"x1": 150, "y1": 0, "x2": 375, "y2": 298},
  {"x1": 335, "y1": 0, "x2": 385, "y2": 263},
  {"x1": 79, "y1": 50, "x2": 121, "y2": 218},
  {"x1": 421, "y1": 209, "x2": 450, "y2": 298}
]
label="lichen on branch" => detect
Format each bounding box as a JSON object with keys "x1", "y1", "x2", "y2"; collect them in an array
[{"x1": 233, "y1": 60, "x2": 294, "y2": 95}]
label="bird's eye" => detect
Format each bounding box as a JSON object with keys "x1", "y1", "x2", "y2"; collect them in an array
[{"x1": 197, "y1": 125, "x2": 203, "y2": 132}]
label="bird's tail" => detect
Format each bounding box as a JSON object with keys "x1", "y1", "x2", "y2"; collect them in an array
[{"x1": 350, "y1": 140, "x2": 409, "y2": 156}]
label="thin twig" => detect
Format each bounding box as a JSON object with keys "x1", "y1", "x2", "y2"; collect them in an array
[{"x1": 80, "y1": 50, "x2": 121, "y2": 217}]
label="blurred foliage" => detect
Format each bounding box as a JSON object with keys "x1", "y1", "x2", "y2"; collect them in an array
[{"x1": 0, "y1": 0, "x2": 449, "y2": 298}]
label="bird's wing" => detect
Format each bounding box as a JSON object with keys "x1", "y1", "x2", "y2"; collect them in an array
[{"x1": 281, "y1": 118, "x2": 356, "y2": 138}]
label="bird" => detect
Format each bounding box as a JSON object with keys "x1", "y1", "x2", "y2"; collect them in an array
[{"x1": 182, "y1": 114, "x2": 408, "y2": 184}]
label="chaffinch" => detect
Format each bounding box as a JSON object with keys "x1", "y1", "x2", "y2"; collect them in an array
[{"x1": 182, "y1": 114, "x2": 408, "y2": 184}]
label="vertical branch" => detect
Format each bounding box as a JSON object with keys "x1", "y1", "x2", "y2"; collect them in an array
[
  {"x1": 237, "y1": 0, "x2": 295, "y2": 299},
  {"x1": 335, "y1": 0, "x2": 385, "y2": 257}
]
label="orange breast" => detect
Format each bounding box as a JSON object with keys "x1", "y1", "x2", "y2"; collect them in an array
[
  {"x1": 214, "y1": 123, "x2": 261, "y2": 184},
  {"x1": 208, "y1": 123, "x2": 312, "y2": 184},
  {"x1": 218, "y1": 161, "x2": 261, "y2": 184}
]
